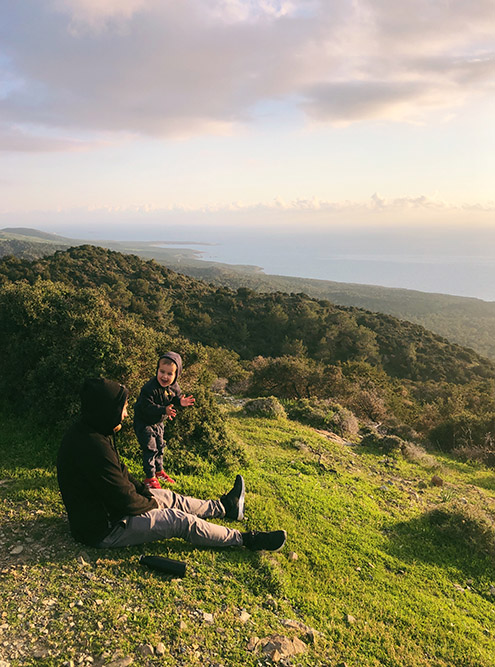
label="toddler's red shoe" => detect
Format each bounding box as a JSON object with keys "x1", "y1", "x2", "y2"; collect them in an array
[
  {"x1": 144, "y1": 477, "x2": 161, "y2": 489},
  {"x1": 156, "y1": 470, "x2": 176, "y2": 484}
]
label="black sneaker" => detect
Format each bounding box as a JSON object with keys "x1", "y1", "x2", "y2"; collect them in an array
[
  {"x1": 220, "y1": 474, "x2": 245, "y2": 520},
  {"x1": 242, "y1": 530, "x2": 287, "y2": 552}
]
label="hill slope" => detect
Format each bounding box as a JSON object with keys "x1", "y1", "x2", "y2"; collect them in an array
[
  {"x1": 1, "y1": 405, "x2": 495, "y2": 666},
  {"x1": 2, "y1": 227, "x2": 495, "y2": 360},
  {"x1": 1, "y1": 243, "x2": 493, "y2": 386}
]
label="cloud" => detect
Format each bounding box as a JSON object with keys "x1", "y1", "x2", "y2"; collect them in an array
[
  {"x1": 1, "y1": 0, "x2": 494, "y2": 150},
  {"x1": 11, "y1": 194, "x2": 491, "y2": 215},
  {"x1": 0, "y1": 123, "x2": 103, "y2": 152}
]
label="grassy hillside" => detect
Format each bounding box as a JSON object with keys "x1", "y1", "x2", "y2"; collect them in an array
[{"x1": 1, "y1": 404, "x2": 495, "y2": 666}]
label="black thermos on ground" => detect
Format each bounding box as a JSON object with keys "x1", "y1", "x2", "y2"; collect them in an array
[{"x1": 139, "y1": 555, "x2": 187, "y2": 577}]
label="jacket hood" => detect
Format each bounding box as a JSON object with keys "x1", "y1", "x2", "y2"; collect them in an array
[
  {"x1": 80, "y1": 378, "x2": 129, "y2": 435},
  {"x1": 157, "y1": 351, "x2": 183, "y2": 379}
]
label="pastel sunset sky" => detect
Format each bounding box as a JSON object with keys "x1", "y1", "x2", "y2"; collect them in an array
[{"x1": 1, "y1": 0, "x2": 494, "y2": 236}]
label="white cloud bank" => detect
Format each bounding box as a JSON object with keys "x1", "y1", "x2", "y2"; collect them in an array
[{"x1": 1, "y1": 0, "x2": 494, "y2": 151}]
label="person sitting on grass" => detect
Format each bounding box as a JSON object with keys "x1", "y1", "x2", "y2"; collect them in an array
[
  {"x1": 56, "y1": 377, "x2": 287, "y2": 552},
  {"x1": 133, "y1": 351, "x2": 194, "y2": 489}
]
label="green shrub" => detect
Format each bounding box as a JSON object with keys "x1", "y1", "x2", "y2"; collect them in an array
[
  {"x1": 284, "y1": 398, "x2": 359, "y2": 436},
  {"x1": 429, "y1": 412, "x2": 495, "y2": 453},
  {"x1": 243, "y1": 396, "x2": 287, "y2": 419},
  {"x1": 360, "y1": 429, "x2": 404, "y2": 454},
  {"x1": 160, "y1": 384, "x2": 245, "y2": 473},
  {"x1": 0, "y1": 280, "x2": 242, "y2": 471}
]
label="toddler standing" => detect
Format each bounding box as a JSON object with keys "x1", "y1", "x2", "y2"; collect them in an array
[{"x1": 134, "y1": 351, "x2": 194, "y2": 488}]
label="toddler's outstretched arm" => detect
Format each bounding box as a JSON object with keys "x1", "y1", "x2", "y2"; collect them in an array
[
  {"x1": 180, "y1": 395, "x2": 195, "y2": 407},
  {"x1": 165, "y1": 405, "x2": 177, "y2": 419}
]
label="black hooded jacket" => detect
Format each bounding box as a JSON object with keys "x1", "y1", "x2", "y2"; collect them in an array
[
  {"x1": 133, "y1": 352, "x2": 184, "y2": 428},
  {"x1": 57, "y1": 378, "x2": 158, "y2": 546}
]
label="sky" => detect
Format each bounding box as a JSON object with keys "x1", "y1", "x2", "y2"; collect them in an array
[{"x1": 1, "y1": 0, "x2": 494, "y2": 240}]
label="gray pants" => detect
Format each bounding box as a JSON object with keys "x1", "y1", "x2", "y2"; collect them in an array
[
  {"x1": 98, "y1": 488, "x2": 243, "y2": 549},
  {"x1": 134, "y1": 422, "x2": 165, "y2": 479}
]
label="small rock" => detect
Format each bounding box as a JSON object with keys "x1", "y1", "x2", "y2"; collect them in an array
[
  {"x1": 260, "y1": 635, "x2": 306, "y2": 661},
  {"x1": 177, "y1": 620, "x2": 187, "y2": 631},
  {"x1": 246, "y1": 636, "x2": 260, "y2": 651},
  {"x1": 287, "y1": 551, "x2": 298, "y2": 562},
  {"x1": 281, "y1": 619, "x2": 305, "y2": 631},
  {"x1": 138, "y1": 644, "x2": 154, "y2": 657},
  {"x1": 9, "y1": 546, "x2": 23, "y2": 555},
  {"x1": 155, "y1": 643, "x2": 166, "y2": 656},
  {"x1": 33, "y1": 648, "x2": 49, "y2": 659},
  {"x1": 431, "y1": 475, "x2": 444, "y2": 487},
  {"x1": 202, "y1": 612, "x2": 214, "y2": 624},
  {"x1": 346, "y1": 614, "x2": 357, "y2": 625},
  {"x1": 280, "y1": 618, "x2": 319, "y2": 642},
  {"x1": 104, "y1": 658, "x2": 133, "y2": 667},
  {"x1": 42, "y1": 598, "x2": 57, "y2": 607},
  {"x1": 306, "y1": 627, "x2": 319, "y2": 644},
  {"x1": 239, "y1": 610, "x2": 251, "y2": 623}
]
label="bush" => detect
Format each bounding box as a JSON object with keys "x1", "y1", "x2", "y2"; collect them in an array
[
  {"x1": 429, "y1": 412, "x2": 495, "y2": 453},
  {"x1": 243, "y1": 397, "x2": 287, "y2": 419},
  {"x1": 129, "y1": 384, "x2": 243, "y2": 474},
  {"x1": 285, "y1": 398, "x2": 359, "y2": 436},
  {"x1": 361, "y1": 429, "x2": 404, "y2": 454},
  {"x1": 329, "y1": 406, "x2": 360, "y2": 436},
  {"x1": 0, "y1": 280, "x2": 162, "y2": 424},
  {"x1": 248, "y1": 355, "x2": 328, "y2": 399},
  {"x1": 347, "y1": 389, "x2": 388, "y2": 422},
  {"x1": 0, "y1": 280, "x2": 242, "y2": 471},
  {"x1": 205, "y1": 346, "x2": 248, "y2": 390},
  {"x1": 452, "y1": 445, "x2": 495, "y2": 467}
]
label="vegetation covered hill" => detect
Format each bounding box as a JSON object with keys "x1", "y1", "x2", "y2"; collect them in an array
[
  {"x1": 2, "y1": 243, "x2": 495, "y2": 463},
  {"x1": 0, "y1": 244, "x2": 492, "y2": 385},
  {"x1": 3, "y1": 227, "x2": 495, "y2": 362},
  {"x1": 179, "y1": 264, "x2": 495, "y2": 363}
]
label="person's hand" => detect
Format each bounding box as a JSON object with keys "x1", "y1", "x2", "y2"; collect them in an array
[
  {"x1": 165, "y1": 405, "x2": 177, "y2": 419},
  {"x1": 180, "y1": 395, "x2": 195, "y2": 407}
]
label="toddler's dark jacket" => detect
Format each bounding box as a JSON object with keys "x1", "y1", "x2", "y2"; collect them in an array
[
  {"x1": 57, "y1": 378, "x2": 157, "y2": 546},
  {"x1": 133, "y1": 351, "x2": 183, "y2": 428}
]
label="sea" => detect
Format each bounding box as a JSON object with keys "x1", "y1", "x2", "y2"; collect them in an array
[
  {"x1": 60, "y1": 222, "x2": 495, "y2": 302},
  {"x1": 147, "y1": 226, "x2": 495, "y2": 302}
]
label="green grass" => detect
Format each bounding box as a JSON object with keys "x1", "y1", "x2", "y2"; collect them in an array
[{"x1": 1, "y1": 407, "x2": 495, "y2": 666}]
